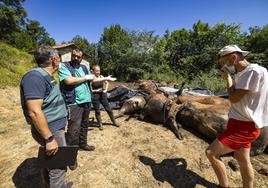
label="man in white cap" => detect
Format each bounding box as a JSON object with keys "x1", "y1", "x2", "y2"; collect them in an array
[{"x1": 205, "y1": 45, "x2": 268, "y2": 188}]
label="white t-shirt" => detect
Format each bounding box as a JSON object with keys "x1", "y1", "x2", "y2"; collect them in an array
[{"x1": 229, "y1": 64, "x2": 268, "y2": 128}]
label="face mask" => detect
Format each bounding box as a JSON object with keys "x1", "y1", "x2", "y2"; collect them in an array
[{"x1": 223, "y1": 65, "x2": 235, "y2": 75}]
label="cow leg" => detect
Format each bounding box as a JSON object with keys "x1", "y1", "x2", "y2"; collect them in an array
[
  {"x1": 174, "y1": 123, "x2": 183, "y2": 140},
  {"x1": 167, "y1": 102, "x2": 183, "y2": 140},
  {"x1": 125, "y1": 115, "x2": 132, "y2": 121},
  {"x1": 114, "y1": 112, "x2": 123, "y2": 119},
  {"x1": 168, "y1": 118, "x2": 183, "y2": 140},
  {"x1": 138, "y1": 114, "x2": 145, "y2": 121}
]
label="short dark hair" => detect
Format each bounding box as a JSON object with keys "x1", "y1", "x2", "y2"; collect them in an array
[
  {"x1": 34, "y1": 46, "x2": 58, "y2": 68},
  {"x1": 71, "y1": 47, "x2": 84, "y2": 56}
]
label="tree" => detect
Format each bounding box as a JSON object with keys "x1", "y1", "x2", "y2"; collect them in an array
[
  {"x1": 7, "y1": 30, "x2": 34, "y2": 51},
  {"x1": 166, "y1": 21, "x2": 243, "y2": 79},
  {"x1": 0, "y1": 0, "x2": 27, "y2": 40},
  {"x1": 97, "y1": 24, "x2": 132, "y2": 75},
  {"x1": 246, "y1": 25, "x2": 268, "y2": 68},
  {"x1": 26, "y1": 20, "x2": 55, "y2": 47},
  {"x1": 0, "y1": 0, "x2": 56, "y2": 51}
]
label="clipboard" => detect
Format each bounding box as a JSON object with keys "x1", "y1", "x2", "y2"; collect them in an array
[{"x1": 38, "y1": 146, "x2": 79, "y2": 168}]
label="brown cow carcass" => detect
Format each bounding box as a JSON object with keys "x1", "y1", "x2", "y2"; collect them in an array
[
  {"x1": 175, "y1": 97, "x2": 268, "y2": 156},
  {"x1": 116, "y1": 80, "x2": 268, "y2": 156},
  {"x1": 115, "y1": 96, "x2": 146, "y2": 118},
  {"x1": 140, "y1": 93, "x2": 183, "y2": 140}
]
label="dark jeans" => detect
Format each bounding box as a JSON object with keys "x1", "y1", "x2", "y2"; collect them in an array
[
  {"x1": 31, "y1": 127, "x2": 68, "y2": 188},
  {"x1": 92, "y1": 92, "x2": 112, "y2": 116},
  {"x1": 66, "y1": 102, "x2": 91, "y2": 147}
]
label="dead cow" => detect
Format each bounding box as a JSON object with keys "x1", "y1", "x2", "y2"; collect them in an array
[
  {"x1": 115, "y1": 85, "x2": 268, "y2": 156},
  {"x1": 140, "y1": 93, "x2": 183, "y2": 140},
  {"x1": 175, "y1": 99, "x2": 268, "y2": 156},
  {"x1": 115, "y1": 96, "x2": 146, "y2": 118},
  {"x1": 137, "y1": 80, "x2": 159, "y2": 95},
  {"x1": 115, "y1": 92, "x2": 183, "y2": 139}
]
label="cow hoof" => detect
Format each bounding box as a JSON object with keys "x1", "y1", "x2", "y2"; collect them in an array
[
  {"x1": 228, "y1": 159, "x2": 239, "y2": 171},
  {"x1": 176, "y1": 133, "x2": 183, "y2": 140},
  {"x1": 258, "y1": 168, "x2": 268, "y2": 176}
]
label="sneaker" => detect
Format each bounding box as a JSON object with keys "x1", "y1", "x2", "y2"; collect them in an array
[
  {"x1": 99, "y1": 125, "x2": 104, "y2": 130},
  {"x1": 113, "y1": 123, "x2": 120, "y2": 128},
  {"x1": 66, "y1": 181, "x2": 73, "y2": 188},
  {"x1": 69, "y1": 160, "x2": 78, "y2": 170},
  {"x1": 79, "y1": 144, "x2": 95, "y2": 151}
]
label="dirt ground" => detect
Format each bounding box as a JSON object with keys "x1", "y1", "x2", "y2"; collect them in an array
[{"x1": 0, "y1": 84, "x2": 268, "y2": 188}]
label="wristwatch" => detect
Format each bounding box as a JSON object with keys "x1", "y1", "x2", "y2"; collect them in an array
[{"x1": 45, "y1": 135, "x2": 54, "y2": 143}]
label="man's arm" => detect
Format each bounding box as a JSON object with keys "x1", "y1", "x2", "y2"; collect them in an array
[
  {"x1": 64, "y1": 75, "x2": 113, "y2": 85},
  {"x1": 226, "y1": 74, "x2": 250, "y2": 103},
  {"x1": 58, "y1": 63, "x2": 94, "y2": 85},
  {"x1": 26, "y1": 99, "x2": 58, "y2": 156},
  {"x1": 91, "y1": 76, "x2": 115, "y2": 83},
  {"x1": 64, "y1": 76, "x2": 89, "y2": 85}
]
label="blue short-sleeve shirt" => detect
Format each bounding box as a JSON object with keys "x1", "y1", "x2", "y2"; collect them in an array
[{"x1": 20, "y1": 70, "x2": 67, "y2": 132}]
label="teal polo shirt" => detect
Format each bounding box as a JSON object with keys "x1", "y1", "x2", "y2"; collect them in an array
[{"x1": 58, "y1": 63, "x2": 92, "y2": 105}]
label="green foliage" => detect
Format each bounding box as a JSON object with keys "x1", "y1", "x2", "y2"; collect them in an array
[
  {"x1": 94, "y1": 22, "x2": 267, "y2": 91},
  {"x1": 0, "y1": 42, "x2": 34, "y2": 87},
  {"x1": 245, "y1": 25, "x2": 268, "y2": 68},
  {"x1": 98, "y1": 24, "x2": 132, "y2": 75},
  {"x1": 1, "y1": 3, "x2": 268, "y2": 93},
  {"x1": 144, "y1": 64, "x2": 185, "y2": 85},
  {"x1": 0, "y1": 0, "x2": 26, "y2": 38},
  {"x1": 166, "y1": 21, "x2": 244, "y2": 79},
  {"x1": 0, "y1": 0, "x2": 55, "y2": 51},
  {"x1": 188, "y1": 70, "x2": 226, "y2": 92},
  {"x1": 6, "y1": 30, "x2": 34, "y2": 51},
  {"x1": 26, "y1": 20, "x2": 56, "y2": 47}
]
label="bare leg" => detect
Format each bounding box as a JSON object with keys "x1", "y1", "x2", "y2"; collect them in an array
[
  {"x1": 205, "y1": 139, "x2": 234, "y2": 187},
  {"x1": 234, "y1": 148, "x2": 254, "y2": 188}
]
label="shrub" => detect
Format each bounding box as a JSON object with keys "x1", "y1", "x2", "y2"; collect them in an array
[
  {"x1": 0, "y1": 43, "x2": 35, "y2": 87},
  {"x1": 188, "y1": 69, "x2": 226, "y2": 92}
]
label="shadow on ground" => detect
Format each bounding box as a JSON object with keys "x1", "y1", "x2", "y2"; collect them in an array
[
  {"x1": 12, "y1": 157, "x2": 43, "y2": 188},
  {"x1": 139, "y1": 155, "x2": 217, "y2": 188}
]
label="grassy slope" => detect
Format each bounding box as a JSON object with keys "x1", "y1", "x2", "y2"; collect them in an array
[{"x1": 0, "y1": 43, "x2": 35, "y2": 87}]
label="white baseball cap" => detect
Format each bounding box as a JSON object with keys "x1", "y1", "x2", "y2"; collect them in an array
[{"x1": 218, "y1": 45, "x2": 250, "y2": 57}]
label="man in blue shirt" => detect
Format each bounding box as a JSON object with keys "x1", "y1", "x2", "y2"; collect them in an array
[{"x1": 20, "y1": 46, "x2": 72, "y2": 188}]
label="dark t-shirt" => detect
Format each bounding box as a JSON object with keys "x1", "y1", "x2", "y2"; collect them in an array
[
  {"x1": 21, "y1": 70, "x2": 67, "y2": 132},
  {"x1": 92, "y1": 81, "x2": 104, "y2": 90}
]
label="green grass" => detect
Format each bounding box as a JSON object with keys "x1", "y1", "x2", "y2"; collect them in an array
[
  {"x1": 0, "y1": 43, "x2": 35, "y2": 87},
  {"x1": 143, "y1": 64, "x2": 186, "y2": 85},
  {"x1": 188, "y1": 70, "x2": 226, "y2": 93},
  {"x1": 143, "y1": 65, "x2": 226, "y2": 93}
]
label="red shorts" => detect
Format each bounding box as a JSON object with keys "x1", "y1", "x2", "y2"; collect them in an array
[{"x1": 218, "y1": 118, "x2": 261, "y2": 150}]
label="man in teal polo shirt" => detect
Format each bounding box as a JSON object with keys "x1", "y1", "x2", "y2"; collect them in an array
[{"x1": 59, "y1": 48, "x2": 116, "y2": 155}]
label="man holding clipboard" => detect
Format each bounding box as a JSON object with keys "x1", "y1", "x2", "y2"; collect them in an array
[{"x1": 20, "y1": 46, "x2": 74, "y2": 188}]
